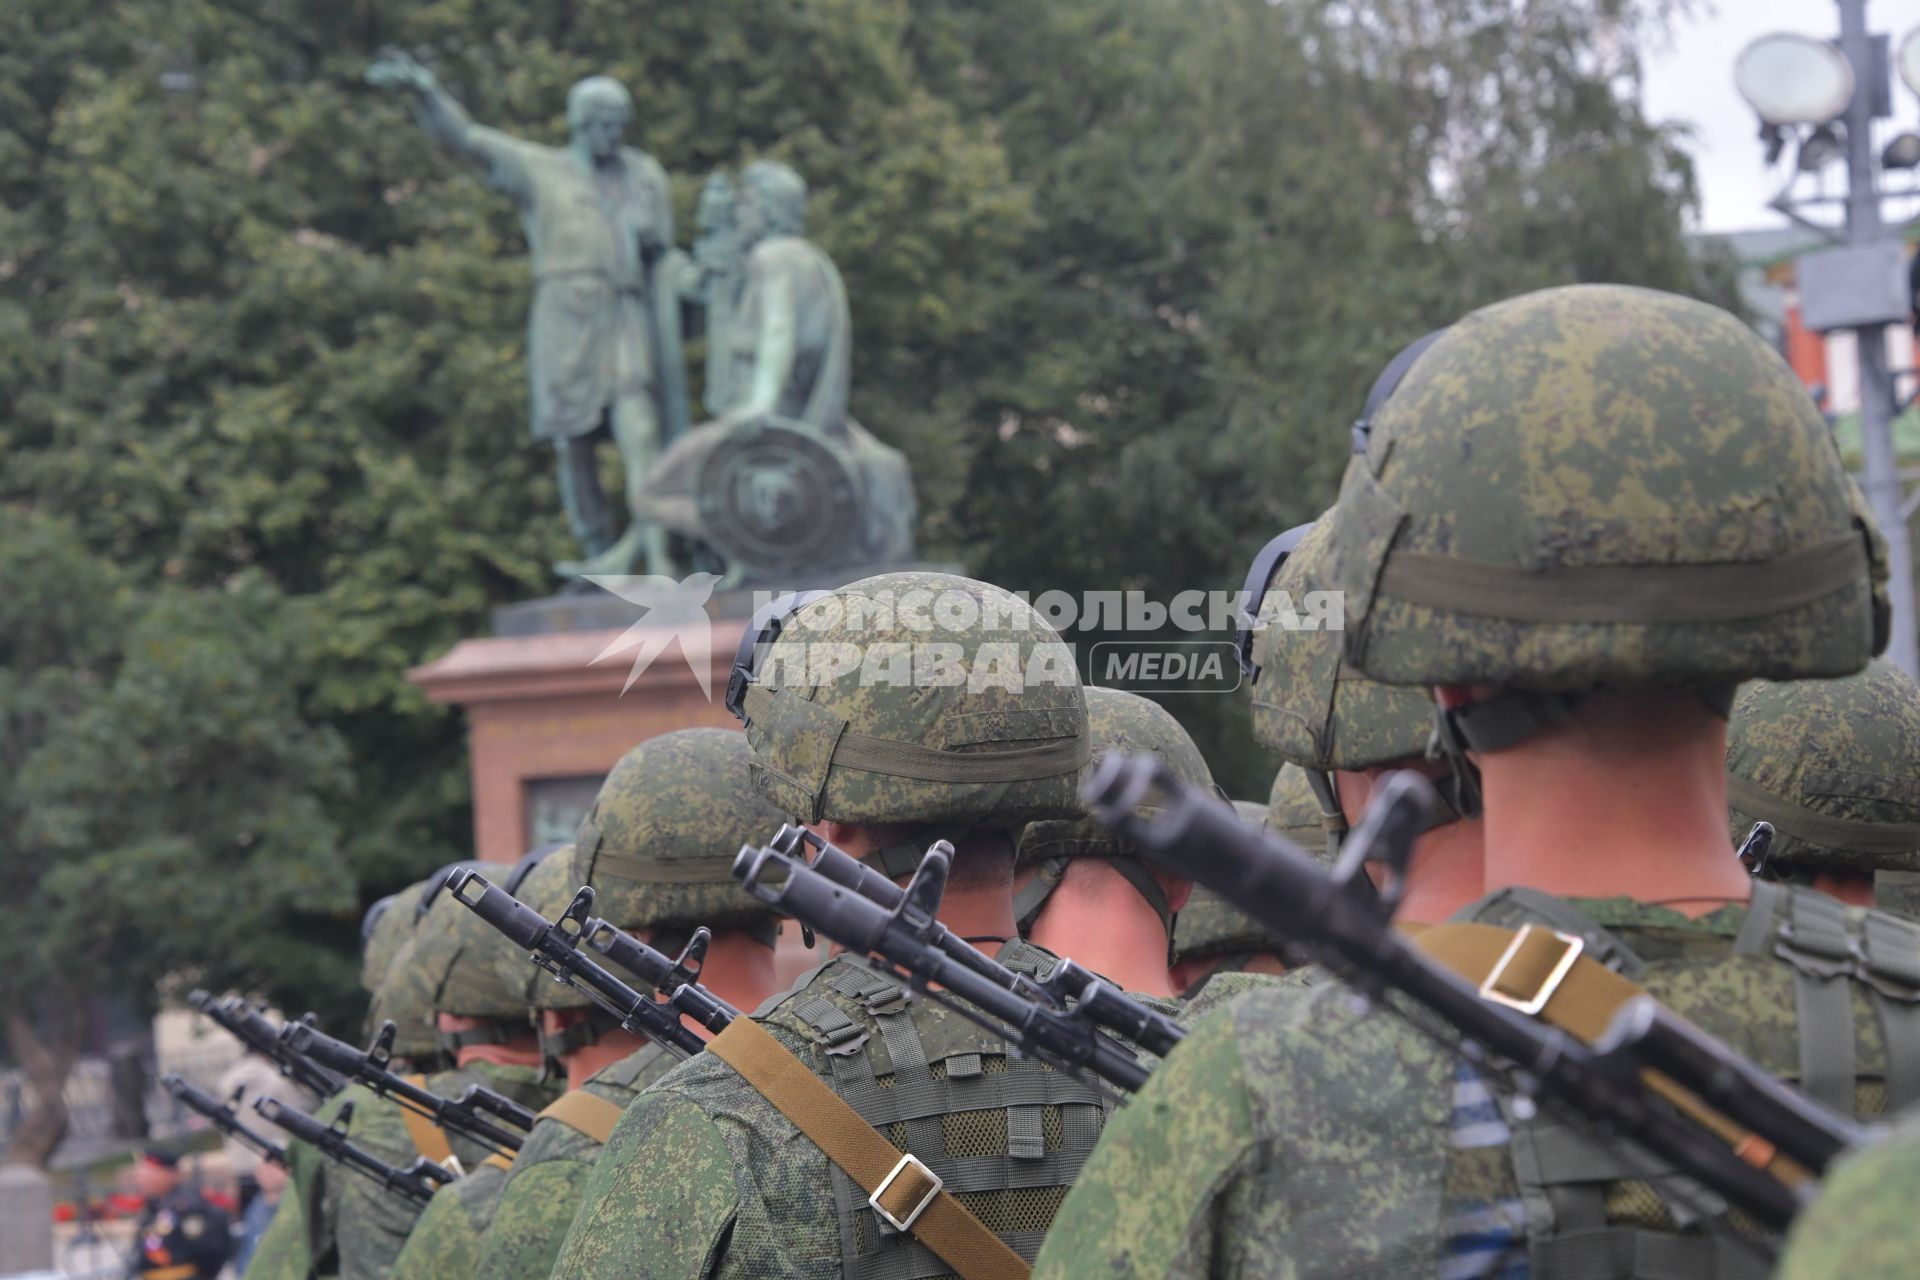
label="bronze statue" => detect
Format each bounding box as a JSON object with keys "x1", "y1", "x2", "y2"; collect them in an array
[
  {"x1": 639, "y1": 161, "x2": 916, "y2": 582},
  {"x1": 366, "y1": 51, "x2": 691, "y2": 578}
]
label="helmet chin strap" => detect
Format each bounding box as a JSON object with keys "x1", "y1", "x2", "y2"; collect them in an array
[{"x1": 1426, "y1": 689, "x2": 1585, "y2": 822}]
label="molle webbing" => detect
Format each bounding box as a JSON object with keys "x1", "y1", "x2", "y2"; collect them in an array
[
  {"x1": 742, "y1": 684, "x2": 1090, "y2": 784},
  {"x1": 1737, "y1": 881, "x2": 1920, "y2": 1112},
  {"x1": 1727, "y1": 774, "x2": 1920, "y2": 858},
  {"x1": 1376, "y1": 536, "x2": 1869, "y2": 624},
  {"x1": 398, "y1": 1075, "x2": 457, "y2": 1168},
  {"x1": 708, "y1": 1016, "x2": 1031, "y2": 1280},
  {"x1": 1416, "y1": 924, "x2": 1809, "y2": 1190},
  {"x1": 1421, "y1": 920, "x2": 1789, "y2": 1280}
]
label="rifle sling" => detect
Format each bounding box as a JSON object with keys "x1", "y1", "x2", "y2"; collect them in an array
[
  {"x1": 1416, "y1": 922, "x2": 1811, "y2": 1189},
  {"x1": 708, "y1": 1017, "x2": 1031, "y2": 1280},
  {"x1": 539, "y1": 1089, "x2": 626, "y2": 1143},
  {"x1": 399, "y1": 1074, "x2": 457, "y2": 1169}
]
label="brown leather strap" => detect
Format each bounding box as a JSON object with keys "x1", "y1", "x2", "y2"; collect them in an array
[
  {"x1": 539, "y1": 1090, "x2": 626, "y2": 1145},
  {"x1": 1418, "y1": 922, "x2": 1811, "y2": 1188},
  {"x1": 398, "y1": 1074, "x2": 457, "y2": 1168},
  {"x1": 482, "y1": 1152, "x2": 514, "y2": 1172},
  {"x1": 141, "y1": 1265, "x2": 198, "y2": 1280},
  {"x1": 708, "y1": 1018, "x2": 1031, "y2": 1280}
]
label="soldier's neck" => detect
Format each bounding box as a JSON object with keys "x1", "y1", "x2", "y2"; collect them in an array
[
  {"x1": 1390, "y1": 818, "x2": 1487, "y2": 924},
  {"x1": 564, "y1": 1030, "x2": 650, "y2": 1091},
  {"x1": 1465, "y1": 690, "x2": 1748, "y2": 916},
  {"x1": 1023, "y1": 863, "x2": 1177, "y2": 997},
  {"x1": 690, "y1": 929, "x2": 782, "y2": 1040}
]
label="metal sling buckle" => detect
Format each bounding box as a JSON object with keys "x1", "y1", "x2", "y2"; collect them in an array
[
  {"x1": 870, "y1": 1152, "x2": 943, "y2": 1232},
  {"x1": 1480, "y1": 925, "x2": 1584, "y2": 1016}
]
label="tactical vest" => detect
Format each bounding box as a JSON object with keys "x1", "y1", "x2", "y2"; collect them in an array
[
  {"x1": 760, "y1": 947, "x2": 1115, "y2": 1280},
  {"x1": 1451, "y1": 886, "x2": 1920, "y2": 1280}
]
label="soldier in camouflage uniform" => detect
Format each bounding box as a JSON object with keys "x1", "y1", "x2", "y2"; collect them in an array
[
  {"x1": 1168, "y1": 789, "x2": 1308, "y2": 999},
  {"x1": 246, "y1": 877, "x2": 444, "y2": 1280},
  {"x1": 1776, "y1": 1107, "x2": 1920, "y2": 1280},
  {"x1": 552, "y1": 570, "x2": 1142, "y2": 1280},
  {"x1": 457, "y1": 730, "x2": 791, "y2": 1280},
  {"x1": 1013, "y1": 686, "x2": 1213, "y2": 997},
  {"x1": 1033, "y1": 284, "x2": 1918, "y2": 1278},
  {"x1": 1723, "y1": 660, "x2": 1920, "y2": 913},
  {"x1": 1247, "y1": 514, "x2": 1485, "y2": 922},
  {"x1": 317, "y1": 863, "x2": 559, "y2": 1280}
]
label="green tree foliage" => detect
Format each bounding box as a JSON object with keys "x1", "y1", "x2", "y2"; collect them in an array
[
  {"x1": 0, "y1": 509, "x2": 354, "y2": 1164},
  {"x1": 0, "y1": 0, "x2": 1736, "y2": 1083}
]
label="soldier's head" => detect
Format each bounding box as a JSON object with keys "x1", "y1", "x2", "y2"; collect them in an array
[
  {"x1": 1329, "y1": 285, "x2": 1885, "y2": 833},
  {"x1": 566, "y1": 75, "x2": 632, "y2": 161},
  {"x1": 738, "y1": 160, "x2": 807, "y2": 245},
  {"x1": 1014, "y1": 688, "x2": 1208, "y2": 957},
  {"x1": 1169, "y1": 792, "x2": 1303, "y2": 997},
  {"x1": 407, "y1": 858, "x2": 544, "y2": 1067},
  {"x1": 527, "y1": 730, "x2": 786, "y2": 1074},
  {"x1": 134, "y1": 1146, "x2": 183, "y2": 1199},
  {"x1": 1726, "y1": 660, "x2": 1920, "y2": 903},
  {"x1": 1243, "y1": 515, "x2": 1481, "y2": 849},
  {"x1": 731, "y1": 571, "x2": 1087, "y2": 891}
]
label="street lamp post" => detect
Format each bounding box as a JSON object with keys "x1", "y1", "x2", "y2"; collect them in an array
[
  {"x1": 1736, "y1": 0, "x2": 1920, "y2": 678},
  {"x1": 1837, "y1": 0, "x2": 1917, "y2": 680}
]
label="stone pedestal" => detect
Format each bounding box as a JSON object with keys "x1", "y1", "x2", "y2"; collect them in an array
[
  {"x1": 408, "y1": 615, "x2": 747, "y2": 862},
  {"x1": 0, "y1": 1164, "x2": 54, "y2": 1275}
]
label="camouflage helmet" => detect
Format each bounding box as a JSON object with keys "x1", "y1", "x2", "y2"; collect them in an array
[
  {"x1": 574, "y1": 728, "x2": 785, "y2": 939},
  {"x1": 1727, "y1": 660, "x2": 1920, "y2": 877},
  {"x1": 1014, "y1": 687, "x2": 1217, "y2": 938},
  {"x1": 496, "y1": 844, "x2": 591, "y2": 1013},
  {"x1": 401, "y1": 860, "x2": 537, "y2": 1048},
  {"x1": 1246, "y1": 518, "x2": 1475, "y2": 826},
  {"x1": 1172, "y1": 788, "x2": 1312, "y2": 965},
  {"x1": 1330, "y1": 285, "x2": 1887, "y2": 752},
  {"x1": 359, "y1": 880, "x2": 428, "y2": 998},
  {"x1": 734, "y1": 570, "x2": 1088, "y2": 830}
]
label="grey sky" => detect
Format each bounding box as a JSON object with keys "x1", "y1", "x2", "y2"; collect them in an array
[{"x1": 1643, "y1": 0, "x2": 1920, "y2": 232}]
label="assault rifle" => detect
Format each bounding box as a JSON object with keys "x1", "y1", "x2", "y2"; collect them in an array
[
  {"x1": 580, "y1": 918, "x2": 739, "y2": 1036},
  {"x1": 254, "y1": 1096, "x2": 454, "y2": 1205},
  {"x1": 278, "y1": 1019, "x2": 535, "y2": 1158},
  {"x1": 161, "y1": 1075, "x2": 287, "y2": 1168},
  {"x1": 731, "y1": 824, "x2": 1184, "y2": 1094},
  {"x1": 445, "y1": 871, "x2": 707, "y2": 1056},
  {"x1": 186, "y1": 990, "x2": 342, "y2": 1099},
  {"x1": 1084, "y1": 753, "x2": 1876, "y2": 1235}
]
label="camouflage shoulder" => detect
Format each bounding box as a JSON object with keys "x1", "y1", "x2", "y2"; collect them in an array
[
  {"x1": 242, "y1": 1193, "x2": 313, "y2": 1280},
  {"x1": 550, "y1": 1089, "x2": 737, "y2": 1280},
  {"x1": 388, "y1": 1167, "x2": 503, "y2": 1280},
  {"x1": 1179, "y1": 969, "x2": 1286, "y2": 1021},
  {"x1": 1032, "y1": 999, "x2": 1258, "y2": 1280},
  {"x1": 584, "y1": 1038, "x2": 679, "y2": 1096},
  {"x1": 1779, "y1": 1114, "x2": 1920, "y2": 1280},
  {"x1": 475, "y1": 1146, "x2": 599, "y2": 1280}
]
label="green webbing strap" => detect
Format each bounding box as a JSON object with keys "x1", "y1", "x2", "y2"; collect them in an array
[
  {"x1": 1376, "y1": 534, "x2": 1867, "y2": 624},
  {"x1": 1859, "y1": 911, "x2": 1920, "y2": 1111},
  {"x1": 1726, "y1": 773, "x2": 1920, "y2": 858},
  {"x1": 873, "y1": 842, "x2": 932, "y2": 879},
  {"x1": 1011, "y1": 854, "x2": 1173, "y2": 944},
  {"x1": 539, "y1": 1007, "x2": 625, "y2": 1060},
  {"x1": 1530, "y1": 1225, "x2": 1771, "y2": 1280},
  {"x1": 1775, "y1": 889, "x2": 1859, "y2": 1113},
  {"x1": 743, "y1": 684, "x2": 1090, "y2": 783},
  {"x1": 591, "y1": 855, "x2": 743, "y2": 883},
  {"x1": 1302, "y1": 768, "x2": 1348, "y2": 863},
  {"x1": 437, "y1": 1022, "x2": 520, "y2": 1053},
  {"x1": 1434, "y1": 690, "x2": 1583, "y2": 756}
]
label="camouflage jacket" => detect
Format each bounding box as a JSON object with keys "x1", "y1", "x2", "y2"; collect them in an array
[
  {"x1": 1033, "y1": 888, "x2": 1917, "y2": 1280},
  {"x1": 551, "y1": 943, "x2": 1133, "y2": 1280},
  {"x1": 244, "y1": 1085, "x2": 352, "y2": 1280},
  {"x1": 472, "y1": 1041, "x2": 680, "y2": 1280},
  {"x1": 320, "y1": 1062, "x2": 556, "y2": 1280},
  {"x1": 384, "y1": 1161, "x2": 510, "y2": 1280},
  {"x1": 1777, "y1": 1106, "x2": 1920, "y2": 1280}
]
